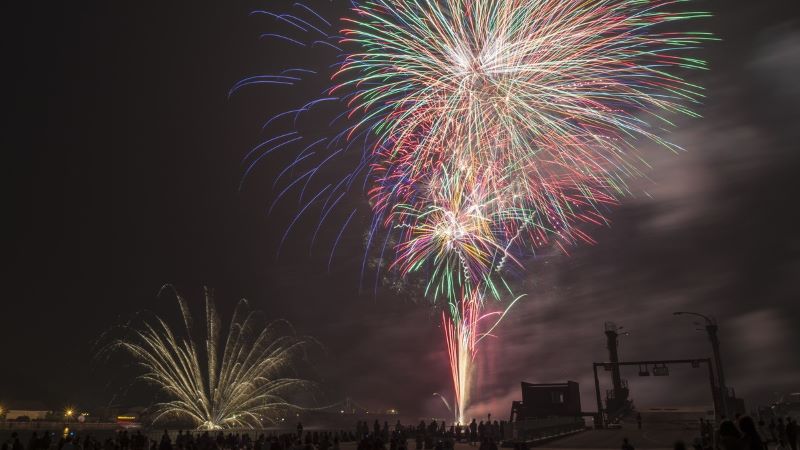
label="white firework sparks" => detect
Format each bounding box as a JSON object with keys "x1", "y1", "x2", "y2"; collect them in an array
[{"x1": 110, "y1": 287, "x2": 313, "y2": 430}]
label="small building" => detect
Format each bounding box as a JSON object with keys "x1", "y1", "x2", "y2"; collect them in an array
[{"x1": 510, "y1": 381, "x2": 582, "y2": 421}]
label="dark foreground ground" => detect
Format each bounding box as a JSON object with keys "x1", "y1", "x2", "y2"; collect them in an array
[{"x1": 2, "y1": 422, "x2": 699, "y2": 450}]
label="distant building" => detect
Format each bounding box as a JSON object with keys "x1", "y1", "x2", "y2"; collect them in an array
[{"x1": 5, "y1": 401, "x2": 53, "y2": 420}]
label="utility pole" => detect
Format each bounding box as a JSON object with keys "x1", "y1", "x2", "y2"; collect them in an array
[{"x1": 674, "y1": 312, "x2": 728, "y2": 418}]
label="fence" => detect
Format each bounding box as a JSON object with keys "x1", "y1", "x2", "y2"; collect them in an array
[{"x1": 504, "y1": 416, "x2": 586, "y2": 444}]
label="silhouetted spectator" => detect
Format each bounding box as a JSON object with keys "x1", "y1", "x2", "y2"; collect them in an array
[
  {"x1": 120, "y1": 432, "x2": 130, "y2": 450},
  {"x1": 771, "y1": 419, "x2": 778, "y2": 443},
  {"x1": 737, "y1": 416, "x2": 763, "y2": 450},
  {"x1": 788, "y1": 418, "x2": 798, "y2": 450},
  {"x1": 159, "y1": 431, "x2": 172, "y2": 450},
  {"x1": 469, "y1": 420, "x2": 477, "y2": 445},
  {"x1": 27, "y1": 433, "x2": 39, "y2": 450},
  {"x1": 41, "y1": 432, "x2": 52, "y2": 450},
  {"x1": 637, "y1": 413, "x2": 642, "y2": 430},
  {"x1": 699, "y1": 419, "x2": 709, "y2": 447},
  {"x1": 780, "y1": 419, "x2": 788, "y2": 446},
  {"x1": 757, "y1": 420, "x2": 770, "y2": 445},
  {"x1": 297, "y1": 422, "x2": 304, "y2": 439},
  {"x1": 620, "y1": 438, "x2": 634, "y2": 450},
  {"x1": 717, "y1": 420, "x2": 743, "y2": 450}
]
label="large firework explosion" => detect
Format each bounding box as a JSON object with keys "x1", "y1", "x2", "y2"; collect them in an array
[
  {"x1": 109, "y1": 288, "x2": 312, "y2": 430},
  {"x1": 238, "y1": 0, "x2": 712, "y2": 423}
]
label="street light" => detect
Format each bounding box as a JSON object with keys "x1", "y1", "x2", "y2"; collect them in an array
[{"x1": 673, "y1": 311, "x2": 728, "y2": 418}]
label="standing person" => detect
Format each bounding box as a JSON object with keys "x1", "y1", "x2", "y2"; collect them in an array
[
  {"x1": 28, "y1": 433, "x2": 40, "y2": 450},
  {"x1": 737, "y1": 416, "x2": 764, "y2": 450},
  {"x1": 60, "y1": 438, "x2": 75, "y2": 450},
  {"x1": 717, "y1": 420, "x2": 743, "y2": 450},
  {"x1": 41, "y1": 431, "x2": 52, "y2": 450},
  {"x1": 469, "y1": 420, "x2": 477, "y2": 446},
  {"x1": 637, "y1": 413, "x2": 642, "y2": 430},
  {"x1": 779, "y1": 419, "x2": 788, "y2": 446},
  {"x1": 704, "y1": 419, "x2": 715, "y2": 449},
  {"x1": 620, "y1": 438, "x2": 634, "y2": 450},
  {"x1": 159, "y1": 431, "x2": 172, "y2": 450},
  {"x1": 12, "y1": 434, "x2": 24, "y2": 450},
  {"x1": 757, "y1": 420, "x2": 770, "y2": 446},
  {"x1": 771, "y1": 419, "x2": 778, "y2": 443},
  {"x1": 297, "y1": 422, "x2": 304, "y2": 440},
  {"x1": 699, "y1": 419, "x2": 708, "y2": 447},
  {"x1": 787, "y1": 418, "x2": 798, "y2": 450}
]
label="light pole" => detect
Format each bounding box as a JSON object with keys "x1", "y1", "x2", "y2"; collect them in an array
[{"x1": 673, "y1": 311, "x2": 728, "y2": 418}]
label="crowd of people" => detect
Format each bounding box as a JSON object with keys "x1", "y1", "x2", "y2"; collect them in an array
[
  {"x1": 0, "y1": 419, "x2": 506, "y2": 450},
  {"x1": 620, "y1": 414, "x2": 798, "y2": 450},
  {"x1": 352, "y1": 418, "x2": 502, "y2": 450},
  {"x1": 698, "y1": 414, "x2": 798, "y2": 450},
  {"x1": 0, "y1": 428, "x2": 357, "y2": 450},
  {"x1": 6, "y1": 413, "x2": 791, "y2": 450}
]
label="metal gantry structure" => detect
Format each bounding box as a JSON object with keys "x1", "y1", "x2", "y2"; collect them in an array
[
  {"x1": 592, "y1": 358, "x2": 718, "y2": 428},
  {"x1": 592, "y1": 314, "x2": 734, "y2": 428}
]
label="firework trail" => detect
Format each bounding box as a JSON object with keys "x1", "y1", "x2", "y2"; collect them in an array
[
  {"x1": 237, "y1": 0, "x2": 712, "y2": 422},
  {"x1": 107, "y1": 288, "x2": 312, "y2": 430}
]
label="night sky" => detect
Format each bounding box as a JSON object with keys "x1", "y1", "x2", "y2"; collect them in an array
[{"x1": 4, "y1": 1, "x2": 800, "y2": 419}]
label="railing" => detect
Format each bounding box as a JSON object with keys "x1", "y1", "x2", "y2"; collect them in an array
[
  {"x1": 505, "y1": 416, "x2": 586, "y2": 444},
  {"x1": 0, "y1": 421, "x2": 122, "y2": 431}
]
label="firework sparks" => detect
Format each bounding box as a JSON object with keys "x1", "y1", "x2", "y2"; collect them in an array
[
  {"x1": 109, "y1": 288, "x2": 312, "y2": 430},
  {"x1": 341, "y1": 0, "x2": 711, "y2": 419},
  {"x1": 239, "y1": 0, "x2": 712, "y2": 422}
]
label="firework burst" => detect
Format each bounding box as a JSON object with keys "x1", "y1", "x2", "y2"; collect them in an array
[
  {"x1": 238, "y1": 0, "x2": 713, "y2": 423},
  {"x1": 108, "y1": 288, "x2": 313, "y2": 430}
]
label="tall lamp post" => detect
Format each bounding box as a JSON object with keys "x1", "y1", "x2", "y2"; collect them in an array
[{"x1": 673, "y1": 311, "x2": 728, "y2": 418}]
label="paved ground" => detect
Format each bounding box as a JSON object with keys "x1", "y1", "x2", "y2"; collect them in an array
[
  {"x1": 537, "y1": 427, "x2": 699, "y2": 449},
  {"x1": 336, "y1": 425, "x2": 699, "y2": 450}
]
